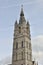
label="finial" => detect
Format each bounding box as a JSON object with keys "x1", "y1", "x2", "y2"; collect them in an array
[
  {"x1": 20, "y1": 5, "x2": 24, "y2": 16},
  {"x1": 21, "y1": 5, "x2": 23, "y2": 11}
]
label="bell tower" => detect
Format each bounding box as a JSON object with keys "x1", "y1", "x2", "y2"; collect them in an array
[{"x1": 12, "y1": 6, "x2": 32, "y2": 65}]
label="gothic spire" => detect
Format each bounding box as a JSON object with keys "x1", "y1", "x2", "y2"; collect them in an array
[
  {"x1": 20, "y1": 5, "x2": 24, "y2": 16},
  {"x1": 19, "y1": 5, "x2": 26, "y2": 24}
]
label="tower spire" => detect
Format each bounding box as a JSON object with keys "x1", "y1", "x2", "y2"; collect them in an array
[
  {"x1": 20, "y1": 5, "x2": 24, "y2": 16},
  {"x1": 19, "y1": 5, "x2": 26, "y2": 24}
]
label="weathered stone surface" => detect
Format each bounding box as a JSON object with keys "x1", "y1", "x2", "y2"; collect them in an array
[{"x1": 11, "y1": 6, "x2": 37, "y2": 65}]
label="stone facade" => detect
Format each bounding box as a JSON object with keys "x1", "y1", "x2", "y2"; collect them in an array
[{"x1": 11, "y1": 6, "x2": 38, "y2": 65}]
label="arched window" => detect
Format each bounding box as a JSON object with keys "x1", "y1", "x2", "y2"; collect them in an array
[
  {"x1": 16, "y1": 42, "x2": 18, "y2": 49},
  {"x1": 19, "y1": 27, "x2": 21, "y2": 33},
  {"x1": 22, "y1": 41, "x2": 23, "y2": 48}
]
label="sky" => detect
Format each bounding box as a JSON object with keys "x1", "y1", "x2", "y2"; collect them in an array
[{"x1": 0, "y1": 0, "x2": 43, "y2": 65}]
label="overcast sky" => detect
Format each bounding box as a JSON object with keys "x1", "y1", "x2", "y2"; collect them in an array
[{"x1": 0, "y1": 0, "x2": 43, "y2": 65}]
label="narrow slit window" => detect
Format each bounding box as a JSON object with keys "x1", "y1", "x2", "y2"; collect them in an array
[
  {"x1": 16, "y1": 42, "x2": 18, "y2": 49},
  {"x1": 22, "y1": 41, "x2": 24, "y2": 48},
  {"x1": 22, "y1": 52, "x2": 23, "y2": 60}
]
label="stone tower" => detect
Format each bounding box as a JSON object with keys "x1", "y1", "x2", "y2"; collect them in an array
[{"x1": 12, "y1": 6, "x2": 32, "y2": 65}]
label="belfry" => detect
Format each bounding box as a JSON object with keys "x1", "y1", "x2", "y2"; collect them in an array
[{"x1": 11, "y1": 6, "x2": 38, "y2": 65}]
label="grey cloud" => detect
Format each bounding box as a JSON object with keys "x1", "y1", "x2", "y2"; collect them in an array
[
  {"x1": 32, "y1": 35, "x2": 43, "y2": 65},
  {"x1": 32, "y1": 35, "x2": 43, "y2": 52},
  {"x1": 0, "y1": 56, "x2": 12, "y2": 65}
]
